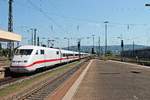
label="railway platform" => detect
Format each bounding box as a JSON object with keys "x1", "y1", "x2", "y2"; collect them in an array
[
  {"x1": 0, "y1": 57, "x2": 10, "y2": 79},
  {"x1": 62, "y1": 59, "x2": 150, "y2": 100}
]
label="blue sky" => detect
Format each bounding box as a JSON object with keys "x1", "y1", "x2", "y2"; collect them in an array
[{"x1": 1, "y1": 0, "x2": 150, "y2": 47}]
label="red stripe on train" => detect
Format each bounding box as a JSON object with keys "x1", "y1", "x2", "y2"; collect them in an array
[{"x1": 11, "y1": 57, "x2": 79, "y2": 68}]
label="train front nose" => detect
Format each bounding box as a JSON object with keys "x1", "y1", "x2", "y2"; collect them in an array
[
  {"x1": 11, "y1": 55, "x2": 29, "y2": 66},
  {"x1": 10, "y1": 56, "x2": 30, "y2": 73}
]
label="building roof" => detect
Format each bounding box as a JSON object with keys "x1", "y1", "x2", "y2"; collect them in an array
[{"x1": 0, "y1": 29, "x2": 22, "y2": 42}]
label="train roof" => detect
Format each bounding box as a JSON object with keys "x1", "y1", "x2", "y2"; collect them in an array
[
  {"x1": 17, "y1": 45, "x2": 55, "y2": 50},
  {"x1": 17, "y1": 45, "x2": 87, "y2": 54}
]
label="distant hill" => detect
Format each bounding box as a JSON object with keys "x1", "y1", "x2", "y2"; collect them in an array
[{"x1": 63, "y1": 44, "x2": 147, "y2": 54}]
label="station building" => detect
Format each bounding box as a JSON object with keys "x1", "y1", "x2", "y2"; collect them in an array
[{"x1": 0, "y1": 29, "x2": 22, "y2": 79}]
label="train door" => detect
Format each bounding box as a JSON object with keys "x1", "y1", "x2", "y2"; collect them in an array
[
  {"x1": 59, "y1": 50, "x2": 62, "y2": 63},
  {"x1": 56, "y1": 50, "x2": 60, "y2": 64},
  {"x1": 40, "y1": 49, "x2": 45, "y2": 67}
]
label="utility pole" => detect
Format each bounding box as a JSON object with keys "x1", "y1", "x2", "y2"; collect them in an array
[
  {"x1": 104, "y1": 21, "x2": 109, "y2": 56},
  {"x1": 68, "y1": 39, "x2": 70, "y2": 50},
  {"x1": 98, "y1": 36, "x2": 101, "y2": 56},
  {"x1": 34, "y1": 29, "x2": 37, "y2": 46},
  {"x1": 37, "y1": 36, "x2": 40, "y2": 46},
  {"x1": 8, "y1": 0, "x2": 13, "y2": 33},
  {"x1": 133, "y1": 41, "x2": 135, "y2": 57},
  {"x1": 8, "y1": 0, "x2": 14, "y2": 59},
  {"x1": 92, "y1": 34, "x2": 95, "y2": 54},
  {"x1": 30, "y1": 28, "x2": 34, "y2": 45}
]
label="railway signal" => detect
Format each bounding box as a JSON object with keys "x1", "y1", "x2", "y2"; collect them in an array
[
  {"x1": 78, "y1": 40, "x2": 81, "y2": 59},
  {"x1": 121, "y1": 40, "x2": 124, "y2": 61}
]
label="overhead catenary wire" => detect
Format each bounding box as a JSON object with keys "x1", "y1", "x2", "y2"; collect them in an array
[
  {"x1": 27, "y1": 0, "x2": 68, "y2": 34},
  {"x1": 37, "y1": 0, "x2": 149, "y2": 26},
  {"x1": 25, "y1": 0, "x2": 149, "y2": 29},
  {"x1": 1, "y1": 0, "x2": 150, "y2": 29},
  {"x1": 6, "y1": 0, "x2": 150, "y2": 33}
]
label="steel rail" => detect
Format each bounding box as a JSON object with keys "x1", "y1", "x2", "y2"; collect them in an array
[{"x1": 13, "y1": 60, "x2": 87, "y2": 100}]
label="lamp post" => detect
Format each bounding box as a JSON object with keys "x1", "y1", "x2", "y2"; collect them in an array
[{"x1": 104, "y1": 21, "x2": 109, "y2": 56}]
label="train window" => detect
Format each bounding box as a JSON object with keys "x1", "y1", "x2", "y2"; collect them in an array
[
  {"x1": 36, "y1": 50, "x2": 38, "y2": 55},
  {"x1": 75, "y1": 54, "x2": 78, "y2": 56},
  {"x1": 40, "y1": 50, "x2": 44, "y2": 55},
  {"x1": 56, "y1": 51, "x2": 59, "y2": 55},
  {"x1": 15, "y1": 49, "x2": 33, "y2": 55},
  {"x1": 68, "y1": 54, "x2": 73, "y2": 56},
  {"x1": 63, "y1": 53, "x2": 66, "y2": 57}
]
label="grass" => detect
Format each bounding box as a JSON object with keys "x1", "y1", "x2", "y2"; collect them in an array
[{"x1": 0, "y1": 61, "x2": 79, "y2": 97}]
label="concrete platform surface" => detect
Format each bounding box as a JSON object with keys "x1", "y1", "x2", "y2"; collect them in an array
[{"x1": 73, "y1": 59, "x2": 150, "y2": 100}]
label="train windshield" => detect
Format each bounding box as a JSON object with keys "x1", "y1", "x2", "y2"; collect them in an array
[{"x1": 15, "y1": 49, "x2": 33, "y2": 55}]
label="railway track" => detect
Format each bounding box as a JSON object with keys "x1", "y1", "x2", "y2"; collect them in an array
[
  {"x1": 0, "y1": 76, "x2": 28, "y2": 90},
  {"x1": 0, "y1": 77, "x2": 18, "y2": 86},
  {"x1": 0, "y1": 62, "x2": 72, "y2": 89},
  {"x1": 11, "y1": 60, "x2": 86, "y2": 100}
]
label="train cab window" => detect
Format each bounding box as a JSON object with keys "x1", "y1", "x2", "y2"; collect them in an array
[
  {"x1": 15, "y1": 49, "x2": 33, "y2": 55},
  {"x1": 56, "y1": 51, "x2": 59, "y2": 55},
  {"x1": 40, "y1": 50, "x2": 44, "y2": 55}
]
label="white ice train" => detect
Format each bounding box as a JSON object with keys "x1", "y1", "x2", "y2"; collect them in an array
[{"x1": 10, "y1": 45, "x2": 88, "y2": 73}]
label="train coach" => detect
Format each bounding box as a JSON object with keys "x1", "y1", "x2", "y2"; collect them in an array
[{"x1": 10, "y1": 45, "x2": 88, "y2": 73}]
